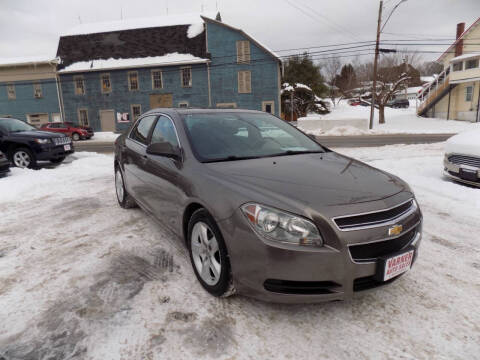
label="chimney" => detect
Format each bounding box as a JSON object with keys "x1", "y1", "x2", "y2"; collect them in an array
[{"x1": 455, "y1": 22, "x2": 465, "y2": 57}]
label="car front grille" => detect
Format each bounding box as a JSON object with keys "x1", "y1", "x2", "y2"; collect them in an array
[
  {"x1": 348, "y1": 227, "x2": 417, "y2": 262},
  {"x1": 263, "y1": 279, "x2": 341, "y2": 295},
  {"x1": 333, "y1": 199, "x2": 415, "y2": 230},
  {"x1": 448, "y1": 154, "x2": 480, "y2": 169},
  {"x1": 53, "y1": 137, "x2": 71, "y2": 146},
  {"x1": 353, "y1": 274, "x2": 402, "y2": 292}
]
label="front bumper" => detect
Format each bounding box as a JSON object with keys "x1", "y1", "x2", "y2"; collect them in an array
[
  {"x1": 35, "y1": 143, "x2": 75, "y2": 160},
  {"x1": 218, "y1": 196, "x2": 422, "y2": 303},
  {"x1": 444, "y1": 154, "x2": 480, "y2": 188},
  {"x1": 0, "y1": 158, "x2": 10, "y2": 175}
]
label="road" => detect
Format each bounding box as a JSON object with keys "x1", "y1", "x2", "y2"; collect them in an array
[{"x1": 74, "y1": 133, "x2": 454, "y2": 153}]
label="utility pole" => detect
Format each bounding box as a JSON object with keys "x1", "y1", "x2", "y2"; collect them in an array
[
  {"x1": 369, "y1": 1, "x2": 383, "y2": 130},
  {"x1": 404, "y1": 56, "x2": 408, "y2": 99},
  {"x1": 290, "y1": 92, "x2": 294, "y2": 122}
]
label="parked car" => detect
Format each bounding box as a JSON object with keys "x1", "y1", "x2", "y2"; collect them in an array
[
  {"x1": 64, "y1": 122, "x2": 94, "y2": 139},
  {"x1": 40, "y1": 122, "x2": 93, "y2": 141},
  {"x1": 114, "y1": 109, "x2": 422, "y2": 303},
  {"x1": 0, "y1": 150, "x2": 10, "y2": 176},
  {"x1": 0, "y1": 118, "x2": 74, "y2": 168},
  {"x1": 444, "y1": 128, "x2": 480, "y2": 187},
  {"x1": 387, "y1": 99, "x2": 410, "y2": 109}
]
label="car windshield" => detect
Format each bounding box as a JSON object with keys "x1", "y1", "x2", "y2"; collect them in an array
[
  {"x1": 182, "y1": 112, "x2": 325, "y2": 162},
  {"x1": 0, "y1": 118, "x2": 36, "y2": 133}
]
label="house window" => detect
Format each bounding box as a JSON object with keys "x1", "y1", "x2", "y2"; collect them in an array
[
  {"x1": 131, "y1": 104, "x2": 142, "y2": 121},
  {"x1": 7, "y1": 84, "x2": 15, "y2": 100},
  {"x1": 128, "y1": 71, "x2": 139, "y2": 91},
  {"x1": 33, "y1": 83, "x2": 42, "y2": 98},
  {"x1": 178, "y1": 102, "x2": 189, "y2": 108},
  {"x1": 151, "y1": 70, "x2": 163, "y2": 89},
  {"x1": 74, "y1": 76, "x2": 85, "y2": 95},
  {"x1": 238, "y1": 71, "x2": 252, "y2": 93},
  {"x1": 101, "y1": 73, "x2": 111, "y2": 93},
  {"x1": 236, "y1": 40, "x2": 251, "y2": 64},
  {"x1": 465, "y1": 59, "x2": 479, "y2": 70},
  {"x1": 452, "y1": 62, "x2": 463, "y2": 72},
  {"x1": 262, "y1": 101, "x2": 275, "y2": 114},
  {"x1": 216, "y1": 103, "x2": 237, "y2": 109},
  {"x1": 78, "y1": 109, "x2": 89, "y2": 126},
  {"x1": 181, "y1": 67, "x2": 192, "y2": 87},
  {"x1": 465, "y1": 86, "x2": 473, "y2": 102}
]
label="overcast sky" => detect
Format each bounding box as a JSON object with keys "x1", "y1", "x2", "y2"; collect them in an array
[{"x1": 1, "y1": 0, "x2": 479, "y2": 64}]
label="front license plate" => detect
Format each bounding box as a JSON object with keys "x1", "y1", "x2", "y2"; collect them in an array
[
  {"x1": 64, "y1": 144, "x2": 71, "y2": 151},
  {"x1": 382, "y1": 249, "x2": 414, "y2": 281}
]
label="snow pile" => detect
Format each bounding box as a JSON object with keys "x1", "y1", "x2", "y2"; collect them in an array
[
  {"x1": 60, "y1": 53, "x2": 208, "y2": 72},
  {"x1": 297, "y1": 100, "x2": 480, "y2": 135},
  {"x1": 187, "y1": 22, "x2": 204, "y2": 38},
  {"x1": 445, "y1": 128, "x2": 480, "y2": 156},
  {"x1": 64, "y1": 13, "x2": 215, "y2": 36},
  {"x1": 86, "y1": 132, "x2": 121, "y2": 143}
]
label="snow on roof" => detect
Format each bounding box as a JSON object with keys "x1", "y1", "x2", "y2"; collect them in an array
[
  {"x1": 64, "y1": 12, "x2": 215, "y2": 36},
  {"x1": 450, "y1": 52, "x2": 480, "y2": 62},
  {"x1": 58, "y1": 53, "x2": 208, "y2": 73},
  {"x1": 0, "y1": 55, "x2": 58, "y2": 67}
]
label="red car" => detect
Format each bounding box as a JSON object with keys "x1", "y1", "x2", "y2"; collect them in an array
[{"x1": 40, "y1": 122, "x2": 93, "y2": 141}]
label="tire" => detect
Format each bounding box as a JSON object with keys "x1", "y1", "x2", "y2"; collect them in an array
[
  {"x1": 187, "y1": 209, "x2": 235, "y2": 297},
  {"x1": 115, "y1": 167, "x2": 137, "y2": 208},
  {"x1": 50, "y1": 157, "x2": 65, "y2": 164},
  {"x1": 11, "y1": 147, "x2": 36, "y2": 168},
  {"x1": 72, "y1": 133, "x2": 80, "y2": 141}
]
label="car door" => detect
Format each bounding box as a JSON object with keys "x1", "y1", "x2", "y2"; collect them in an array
[
  {"x1": 123, "y1": 115, "x2": 157, "y2": 209},
  {"x1": 141, "y1": 115, "x2": 186, "y2": 233}
]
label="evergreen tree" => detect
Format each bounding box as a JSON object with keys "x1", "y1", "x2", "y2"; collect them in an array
[{"x1": 283, "y1": 53, "x2": 326, "y2": 96}]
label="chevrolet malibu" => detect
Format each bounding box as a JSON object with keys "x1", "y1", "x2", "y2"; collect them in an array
[{"x1": 114, "y1": 109, "x2": 422, "y2": 302}]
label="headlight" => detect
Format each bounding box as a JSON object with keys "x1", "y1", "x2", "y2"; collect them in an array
[
  {"x1": 34, "y1": 138, "x2": 50, "y2": 144},
  {"x1": 241, "y1": 203, "x2": 323, "y2": 247}
]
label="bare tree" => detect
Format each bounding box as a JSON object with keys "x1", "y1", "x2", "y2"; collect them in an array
[
  {"x1": 374, "y1": 67, "x2": 410, "y2": 124},
  {"x1": 322, "y1": 57, "x2": 341, "y2": 106}
]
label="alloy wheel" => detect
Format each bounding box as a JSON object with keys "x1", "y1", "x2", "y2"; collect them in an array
[
  {"x1": 13, "y1": 151, "x2": 31, "y2": 168},
  {"x1": 115, "y1": 170, "x2": 125, "y2": 203},
  {"x1": 191, "y1": 222, "x2": 222, "y2": 286}
]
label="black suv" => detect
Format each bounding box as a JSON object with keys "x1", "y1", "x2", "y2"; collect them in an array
[
  {"x1": 387, "y1": 98, "x2": 410, "y2": 109},
  {"x1": 0, "y1": 118, "x2": 74, "y2": 168}
]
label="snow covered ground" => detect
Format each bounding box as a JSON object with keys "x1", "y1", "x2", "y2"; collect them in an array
[
  {"x1": 298, "y1": 100, "x2": 480, "y2": 136},
  {"x1": 0, "y1": 146, "x2": 479, "y2": 359},
  {"x1": 77, "y1": 131, "x2": 120, "y2": 143}
]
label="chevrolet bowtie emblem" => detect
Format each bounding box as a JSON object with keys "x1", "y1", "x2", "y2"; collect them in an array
[{"x1": 388, "y1": 224, "x2": 403, "y2": 236}]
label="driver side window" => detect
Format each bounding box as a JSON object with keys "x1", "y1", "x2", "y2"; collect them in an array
[
  {"x1": 129, "y1": 115, "x2": 156, "y2": 145},
  {"x1": 151, "y1": 115, "x2": 179, "y2": 148}
]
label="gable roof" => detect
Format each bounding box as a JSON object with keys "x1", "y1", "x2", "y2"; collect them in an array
[
  {"x1": 437, "y1": 18, "x2": 480, "y2": 63},
  {"x1": 57, "y1": 13, "x2": 212, "y2": 69},
  {"x1": 201, "y1": 16, "x2": 281, "y2": 63}
]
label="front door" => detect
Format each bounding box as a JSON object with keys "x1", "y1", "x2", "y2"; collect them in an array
[
  {"x1": 99, "y1": 110, "x2": 115, "y2": 132},
  {"x1": 150, "y1": 94, "x2": 173, "y2": 109}
]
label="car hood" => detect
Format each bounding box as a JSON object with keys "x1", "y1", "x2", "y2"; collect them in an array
[
  {"x1": 205, "y1": 152, "x2": 407, "y2": 208},
  {"x1": 9, "y1": 130, "x2": 66, "y2": 139},
  {"x1": 445, "y1": 128, "x2": 480, "y2": 157}
]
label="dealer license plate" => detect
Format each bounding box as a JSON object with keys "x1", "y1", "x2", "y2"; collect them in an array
[
  {"x1": 382, "y1": 249, "x2": 414, "y2": 281},
  {"x1": 64, "y1": 144, "x2": 71, "y2": 151}
]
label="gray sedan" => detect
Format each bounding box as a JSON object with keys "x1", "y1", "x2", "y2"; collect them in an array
[{"x1": 114, "y1": 109, "x2": 422, "y2": 303}]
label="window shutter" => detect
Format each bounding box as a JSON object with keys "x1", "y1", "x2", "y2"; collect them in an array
[
  {"x1": 237, "y1": 41, "x2": 243, "y2": 63},
  {"x1": 238, "y1": 71, "x2": 245, "y2": 93},
  {"x1": 243, "y1": 41, "x2": 251, "y2": 63},
  {"x1": 245, "y1": 71, "x2": 251, "y2": 93}
]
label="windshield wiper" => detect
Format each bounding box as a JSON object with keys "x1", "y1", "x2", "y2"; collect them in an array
[
  {"x1": 203, "y1": 155, "x2": 264, "y2": 163},
  {"x1": 269, "y1": 150, "x2": 325, "y2": 157}
]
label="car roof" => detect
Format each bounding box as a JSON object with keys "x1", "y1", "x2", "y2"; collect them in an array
[{"x1": 143, "y1": 108, "x2": 267, "y2": 117}]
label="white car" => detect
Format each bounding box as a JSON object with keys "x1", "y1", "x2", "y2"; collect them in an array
[{"x1": 444, "y1": 128, "x2": 480, "y2": 187}]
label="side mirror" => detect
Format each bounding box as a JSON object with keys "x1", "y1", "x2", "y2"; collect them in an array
[{"x1": 146, "y1": 142, "x2": 181, "y2": 160}]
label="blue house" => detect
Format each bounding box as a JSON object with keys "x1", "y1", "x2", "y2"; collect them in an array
[
  {"x1": 0, "y1": 57, "x2": 62, "y2": 126},
  {"x1": 56, "y1": 13, "x2": 282, "y2": 132}
]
